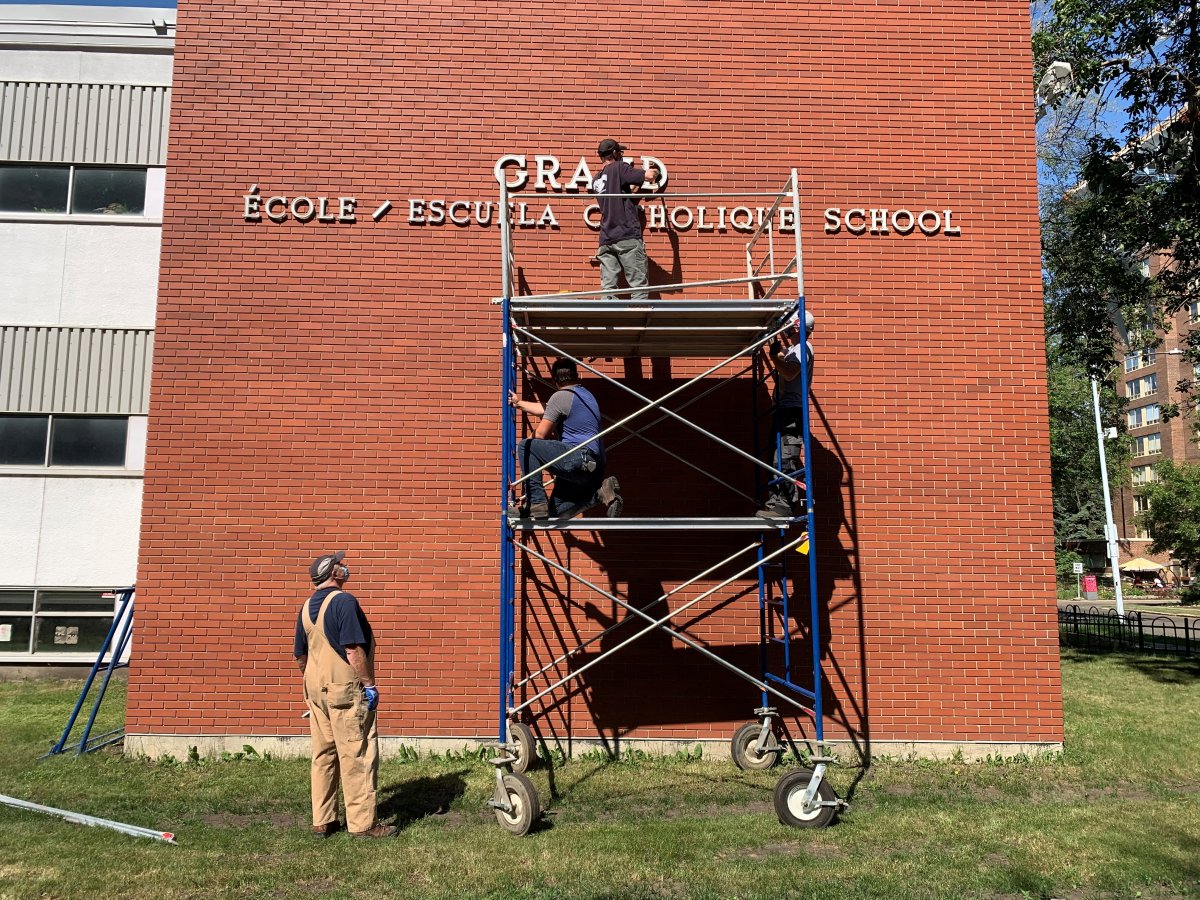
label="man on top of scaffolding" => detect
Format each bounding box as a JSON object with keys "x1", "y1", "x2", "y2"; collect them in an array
[
  {"x1": 757, "y1": 312, "x2": 815, "y2": 521},
  {"x1": 507, "y1": 357, "x2": 623, "y2": 520},
  {"x1": 591, "y1": 138, "x2": 659, "y2": 301}
]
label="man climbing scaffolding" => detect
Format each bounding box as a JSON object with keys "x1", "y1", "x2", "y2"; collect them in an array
[
  {"x1": 757, "y1": 311, "x2": 815, "y2": 521},
  {"x1": 508, "y1": 357, "x2": 623, "y2": 520}
]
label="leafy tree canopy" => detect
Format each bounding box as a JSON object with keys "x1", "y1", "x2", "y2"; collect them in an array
[
  {"x1": 1139, "y1": 459, "x2": 1200, "y2": 569},
  {"x1": 1035, "y1": 0, "x2": 1200, "y2": 380}
]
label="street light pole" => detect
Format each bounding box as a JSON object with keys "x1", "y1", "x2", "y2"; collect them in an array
[{"x1": 1090, "y1": 377, "x2": 1125, "y2": 616}]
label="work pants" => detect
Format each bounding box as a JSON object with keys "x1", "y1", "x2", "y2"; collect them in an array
[
  {"x1": 307, "y1": 685, "x2": 379, "y2": 833},
  {"x1": 517, "y1": 438, "x2": 604, "y2": 518},
  {"x1": 597, "y1": 238, "x2": 649, "y2": 301},
  {"x1": 764, "y1": 407, "x2": 804, "y2": 512}
]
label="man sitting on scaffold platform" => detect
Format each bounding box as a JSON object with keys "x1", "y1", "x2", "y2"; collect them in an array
[{"x1": 507, "y1": 357, "x2": 623, "y2": 520}]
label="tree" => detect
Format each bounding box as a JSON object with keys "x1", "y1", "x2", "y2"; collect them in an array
[
  {"x1": 1047, "y1": 343, "x2": 1130, "y2": 549},
  {"x1": 1035, "y1": 0, "x2": 1200, "y2": 383},
  {"x1": 1139, "y1": 460, "x2": 1200, "y2": 590}
]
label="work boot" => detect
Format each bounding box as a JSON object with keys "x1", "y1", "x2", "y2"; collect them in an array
[
  {"x1": 351, "y1": 823, "x2": 398, "y2": 838},
  {"x1": 311, "y1": 820, "x2": 342, "y2": 839},
  {"x1": 755, "y1": 501, "x2": 793, "y2": 520},
  {"x1": 598, "y1": 477, "x2": 623, "y2": 518},
  {"x1": 505, "y1": 502, "x2": 550, "y2": 520}
]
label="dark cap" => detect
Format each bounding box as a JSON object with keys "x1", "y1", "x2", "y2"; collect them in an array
[
  {"x1": 597, "y1": 138, "x2": 625, "y2": 157},
  {"x1": 309, "y1": 550, "x2": 346, "y2": 585}
]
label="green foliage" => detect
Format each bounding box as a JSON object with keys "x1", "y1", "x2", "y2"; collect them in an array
[
  {"x1": 1056, "y1": 548, "x2": 1085, "y2": 578},
  {"x1": 1046, "y1": 346, "x2": 1128, "y2": 547},
  {"x1": 1036, "y1": 0, "x2": 1200, "y2": 383},
  {"x1": 3, "y1": 667, "x2": 1200, "y2": 898},
  {"x1": 1138, "y1": 459, "x2": 1200, "y2": 566}
]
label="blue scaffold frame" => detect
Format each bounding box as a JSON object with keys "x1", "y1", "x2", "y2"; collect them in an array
[{"x1": 488, "y1": 171, "x2": 834, "y2": 831}]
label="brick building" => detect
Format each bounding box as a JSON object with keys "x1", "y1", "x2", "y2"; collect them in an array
[{"x1": 125, "y1": 0, "x2": 1062, "y2": 759}]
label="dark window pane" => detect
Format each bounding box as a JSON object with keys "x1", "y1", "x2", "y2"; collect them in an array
[
  {"x1": 0, "y1": 592, "x2": 35, "y2": 612},
  {"x1": 0, "y1": 416, "x2": 49, "y2": 465},
  {"x1": 0, "y1": 165, "x2": 69, "y2": 213},
  {"x1": 49, "y1": 417, "x2": 127, "y2": 467},
  {"x1": 38, "y1": 591, "x2": 116, "y2": 612},
  {"x1": 0, "y1": 616, "x2": 33, "y2": 652},
  {"x1": 34, "y1": 617, "x2": 114, "y2": 654},
  {"x1": 71, "y1": 168, "x2": 146, "y2": 215}
]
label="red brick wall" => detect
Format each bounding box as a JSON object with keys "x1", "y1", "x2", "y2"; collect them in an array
[{"x1": 129, "y1": 0, "x2": 1062, "y2": 747}]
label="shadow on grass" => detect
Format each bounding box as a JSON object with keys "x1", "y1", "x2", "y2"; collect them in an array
[
  {"x1": 377, "y1": 771, "x2": 468, "y2": 828},
  {"x1": 1062, "y1": 648, "x2": 1200, "y2": 685}
]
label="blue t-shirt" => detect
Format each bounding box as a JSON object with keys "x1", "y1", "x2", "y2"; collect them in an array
[
  {"x1": 543, "y1": 386, "x2": 603, "y2": 458},
  {"x1": 293, "y1": 587, "x2": 373, "y2": 664}
]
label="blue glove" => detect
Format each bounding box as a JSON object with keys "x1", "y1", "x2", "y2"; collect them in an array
[{"x1": 362, "y1": 685, "x2": 379, "y2": 711}]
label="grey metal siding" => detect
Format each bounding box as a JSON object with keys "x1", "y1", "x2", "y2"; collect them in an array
[
  {"x1": 0, "y1": 326, "x2": 153, "y2": 414},
  {"x1": 0, "y1": 82, "x2": 170, "y2": 165}
]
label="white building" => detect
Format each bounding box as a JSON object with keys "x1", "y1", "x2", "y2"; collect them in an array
[{"x1": 0, "y1": 3, "x2": 173, "y2": 664}]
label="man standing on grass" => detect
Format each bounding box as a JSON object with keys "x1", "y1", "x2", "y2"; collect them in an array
[{"x1": 294, "y1": 550, "x2": 395, "y2": 838}]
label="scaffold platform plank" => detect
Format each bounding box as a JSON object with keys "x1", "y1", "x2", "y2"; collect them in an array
[
  {"x1": 505, "y1": 516, "x2": 795, "y2": 531},
  {"x1": 507, "y1": 297, "x2": 795, "y2": 357}
]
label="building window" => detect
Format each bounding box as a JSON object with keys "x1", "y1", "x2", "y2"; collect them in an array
[
  {"x1": 1124, "y1": 348, "x2": 1156, "y2": 372},
  {"x1": 1126, "y1": 374, "x2": 1158, "y2": 399},
  {"x1": 1132, "y1": 464, "x2": 1159, "y2": 485},
  {"x1": 0, "y1": 415, "x2": 128, "y2": 467},
  {"x1": 0, "y1": 590, "x2": 117, "y2": 657},
  {"x1": 1127, "y1": 404, "x2": 1161, "y2": 429},
  {"x1": 1133, "y1": 432, "x2": 1162, "y2": 457},
  {"x1": 0, "y1": 164, "x2": 147, "y2": 216},
  {"x1": 1134, "y1": 493, "x2": 1151, "y2": 513},
  {"x1": 1134, "y1": 525, "x2": 1151, "y2": 540},
  {"x1": 1190, "y1": 301, "x2": 1200, "y2": 323}
]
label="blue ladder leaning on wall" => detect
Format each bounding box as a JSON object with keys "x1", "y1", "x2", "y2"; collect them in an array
[{"x1": 42, "y1": 586, "x2": 135, "y2": 757}]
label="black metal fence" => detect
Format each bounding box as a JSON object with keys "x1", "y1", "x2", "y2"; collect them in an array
[{"x1": 1059, "y1": 604, "x2": 1199, "y2": 657}]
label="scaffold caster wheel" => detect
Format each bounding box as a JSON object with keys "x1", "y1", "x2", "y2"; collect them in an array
[
  {"x1": 773, "y1": 767, "x2": 839, "y2": 829},
  {"x1": 508, "y1": 721, "x2": 536, "y2": 774},
  {"x1": 731, "y1": 721, "x2": 781, "y2": 771},
  {"x1": 493, "y1": 771, "x2": 541, "y2": 836}
]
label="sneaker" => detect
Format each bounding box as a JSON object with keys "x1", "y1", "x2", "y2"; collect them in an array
[
  {"x1": 598, "y1": 476, "x2": 623, "y2": 518},
  {"x1": 755, "y1": 504, "x2": 793, "y2": 520},
  {"x1": 351, "y1": 823, "x2": 398, "y2": 838},
  {"x1": 311, "y1": 820, "x2": 341, "y2": 838}
]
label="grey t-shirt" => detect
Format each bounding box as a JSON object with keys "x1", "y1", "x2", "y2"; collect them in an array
[{"x1": 775, "y1": 342, "x2": 814, "y2": 409}]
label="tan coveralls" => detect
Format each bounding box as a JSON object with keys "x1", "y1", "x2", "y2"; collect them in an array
[{"x1": 301, "y1": 590, "x2": 379, "y2": 833}]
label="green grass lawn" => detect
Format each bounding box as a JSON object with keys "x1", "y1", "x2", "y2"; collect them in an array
[{"x1": 2, "y1": 651, "x2": 1199, "y2": 899}]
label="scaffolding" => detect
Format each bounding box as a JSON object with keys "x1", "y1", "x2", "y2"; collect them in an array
[{"x1": 488, "y1": 171, "x2": 843, "y2": 834}]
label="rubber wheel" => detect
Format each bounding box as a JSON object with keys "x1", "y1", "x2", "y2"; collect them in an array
[
  {"x1": 494, "y1": 772, "x2": 541, "y2": 836},
  {"x1": 509, "y1": 721, "x2": 536, "y2": 774},
  {"x1": 773, "y1": 768, "x2": 838, "y2": 829},
  {"x1": 730, "y1": 721, "x2": 781, "y2": 771}
]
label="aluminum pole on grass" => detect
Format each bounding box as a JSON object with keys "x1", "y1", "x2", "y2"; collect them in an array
[
  {"x1": 0, "y1": 794, "x2": 176, "y2": 843},
  {"x1": 1090, "y1": 377, "x2": 1125, "y2": 617}
]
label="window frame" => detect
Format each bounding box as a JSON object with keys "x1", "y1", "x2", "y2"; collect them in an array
[
  {"x1": 1127, "y1": 403, "x2": 1161, "y2": 429},
  {"x1": 1124, "y1": 348, "x2": 1156, "y2": 373},
  {"x1": 1126, "y1": 373, "x2": 1159, "y2": 399},
  {"x1": 1132, "y1": 432, "x2": 1162, "y2": 457},
  {"x1": 0, "y1": 588, "x2": 121, "y2": 660},
  {"x1": 0, "y1": 163, "x2": 152, "y2": 220},
  {"x1": 0, "y1": 413, "x2": 130, "y2": 469}
]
